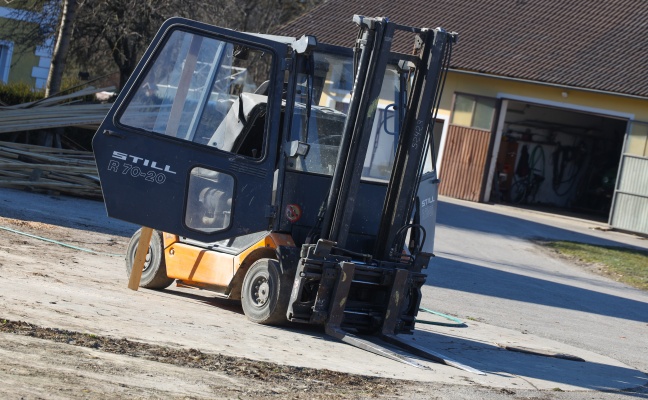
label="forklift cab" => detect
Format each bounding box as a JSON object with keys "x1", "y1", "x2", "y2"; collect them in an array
[{"x1": 94, "y1": 17, "x2": 438, "y2": 257}]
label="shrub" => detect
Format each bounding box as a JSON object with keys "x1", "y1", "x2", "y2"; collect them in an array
[{"x1": 0, "y1": 81, "x2": 45, "y2": 106}]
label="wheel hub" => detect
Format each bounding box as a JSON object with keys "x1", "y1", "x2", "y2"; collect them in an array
[
  {"x1": 253, "y1": 277, "x2": 270, "y2": 306},
  {"x1": 142, "y1": 246, "x2": 152, "y2": 271}
]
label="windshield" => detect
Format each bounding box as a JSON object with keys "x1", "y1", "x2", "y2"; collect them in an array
[
  {"x1": 119, "y1": 29, "x2": 273, "y2": 157},
  {"x1": 286, "y1": 51, "x2": 406, "y2": 181}
]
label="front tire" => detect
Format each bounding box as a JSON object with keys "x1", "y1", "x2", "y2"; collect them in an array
[
  {"x1": 125, "y1": 229, "x2": 174, "y2": 289},
  {"x1": 241, "y1": 258, "x2": 291, "y2": 325}
]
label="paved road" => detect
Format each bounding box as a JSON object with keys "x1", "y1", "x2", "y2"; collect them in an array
[{"x1": 424, "y1": 197, "x2": 648, "y2": 377}]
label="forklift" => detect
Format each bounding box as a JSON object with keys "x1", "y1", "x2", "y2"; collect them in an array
[{"x1": 93, "y1": 15, "x2": 478, "y2": 372}]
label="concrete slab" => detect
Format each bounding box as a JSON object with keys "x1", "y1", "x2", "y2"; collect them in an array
[{"x1": 402, "y1": 316, "x2": 648, "y2": 391}]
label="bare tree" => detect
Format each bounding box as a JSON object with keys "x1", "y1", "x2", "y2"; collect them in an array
[
  {"x1": 4, "y1": 0, "x2": 323, "y2": 91},
  {"x1": 212, "y1": 0, "x2": 309, "y2": 32},
  {"x1": 70, "y1": 0, "x2": 215, "y2": 88},
  {"x1": 45, "y1": 0, "x2": 77, "y2": 97}
]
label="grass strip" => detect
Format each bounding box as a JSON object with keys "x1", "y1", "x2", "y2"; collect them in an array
[{"x1": 542, "y1": 241, "x2": 648, "y2": 291}]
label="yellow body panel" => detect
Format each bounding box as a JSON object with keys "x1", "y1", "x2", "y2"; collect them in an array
[
  {"x1": 162, "y1": 232, "x2": 295, "y2": 289},
  {"x1": 164, "y1": 240, "x2": 234, "y2": 287}
]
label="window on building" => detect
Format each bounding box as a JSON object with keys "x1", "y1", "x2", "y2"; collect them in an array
[
  {"x1": 0, "y1": 41, "x2": 14, "y2": 83},
  {"x1": 450, "y1": 93, "x2": 496, "y2": 130}
]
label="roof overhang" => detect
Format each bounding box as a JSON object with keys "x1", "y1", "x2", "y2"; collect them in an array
[{"x1": 450, "y1": 68, "x2": 648, "y2": 102}]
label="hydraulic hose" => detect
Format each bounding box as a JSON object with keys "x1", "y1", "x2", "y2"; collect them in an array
[
  {"x1": 0, "y1": 225, "x2": 124, "y2": 257},
  {"x1": 416, "y1": 307, "x2": 467, "y2": 327}
]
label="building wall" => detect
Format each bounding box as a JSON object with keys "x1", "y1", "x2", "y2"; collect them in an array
[
  {"x1": 438, "y1": 71, "x2": 648, "y2": 122},
  {"x1": 0, "y1": 4, "x2": 53, "y2": 89},
  {"x1": 0, "y1": 18, "x2": 40, "y2": 84},
  {"x1": 437, "y1": 71, "x2": 648, "y2": 234},
  {"x1": 435, "y1": 70, "x2": 648, "y2": 189},
  {"x1": 626, "y1": 121, "x2": 648, "y2": 157}
]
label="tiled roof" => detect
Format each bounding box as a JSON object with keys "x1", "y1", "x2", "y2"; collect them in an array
[{"x1": 274, "y1": 0, "x2": 648, "y2": 98}]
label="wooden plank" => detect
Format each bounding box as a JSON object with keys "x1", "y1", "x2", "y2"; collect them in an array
[
  {"x1": 0, "y1": 162, "x2": 97, "y2": 174},
  {"x1": 46, "y1": 172, "x2": 100, "y2": 186},
  {"x1": 0, "y1": 180, "x2": 87, "y2": 189},
  {"x1": 0, "y1": 150, "x2": 19, "y2": 159},
  {"x1": 0, "y1": 181, "x2": 102, "y2": 198},
  {"x1": 128, "y1": 227, "x2": 154, "y2": 291},
  {"x1": 81, "y1": 174, "x2": 100, "y2": 182},
  {"x1": 0, "y1": 146, "x2": 95, "y2": 166},
  {"x1": 0, "y1": 141, "x2": 92, "y2": 155},
  {"x1": 0, "y1": 171, "x2": 100, "y2": 187},
  {"x1": 0, "y1": 136, "x2": 101, "y2": 198},
  {"x1": 0, "y1": 170, "x2": 30, "y2": 179},
  {"x1": 0, "y1": 86, "x2": 115, "y2": 110},
  {"x1": 0, "y1": 102, "x2": 111, "y2": 133}
]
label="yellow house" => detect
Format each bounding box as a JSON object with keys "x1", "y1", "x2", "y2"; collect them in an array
[
  {"x1": 277, "y1": 0, "x2": 648, "y2": 236},
  {"x1": 0, "y1": 1, "x2": 54, "y2": 89}
]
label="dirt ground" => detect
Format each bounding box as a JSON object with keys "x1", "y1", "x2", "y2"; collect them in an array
[
  {"x1": 0, "y1": 215, "x2": 528, "y2": 399},
  {"x1": 0, "y1": 321, "x2": 407, "y2": 399},
  {"x1": 1, "y1": 191, "x2": 647, "y2": 399},
  {"x1": 0, "y1": 215, "x2": 415, "y2": 399}
]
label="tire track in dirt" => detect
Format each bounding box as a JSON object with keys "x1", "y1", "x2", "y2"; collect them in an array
[{"x1": 0, "y1": 319, "x2": 406, "y2": 399}]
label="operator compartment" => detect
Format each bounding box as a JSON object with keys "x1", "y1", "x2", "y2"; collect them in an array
[{"x1": 279, "y1": 49, "x2": 437, "y2": 255}]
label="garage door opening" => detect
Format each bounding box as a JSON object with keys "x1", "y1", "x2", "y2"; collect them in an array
[{"x1": 491, "y1": 101, "x2": 627, "y2": 219}]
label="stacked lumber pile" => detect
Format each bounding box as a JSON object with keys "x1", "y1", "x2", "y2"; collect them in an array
[
  {"x1": 0, "y1": 86, "x2": 117, "y2": 199},
  {"x1": 0, "y1": 86, "x2": 114, "y2": 133},
  {"x1": 0, "y1": 141, "x2": 101, "y2": 199}
]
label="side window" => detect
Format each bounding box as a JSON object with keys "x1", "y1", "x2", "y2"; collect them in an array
[
  {"x1": 185, "y1": 167, "x2": 234, "y2": 233},
  {"x1": 287, "y1": 52, "x2": 351, "y2": 175},
  {"x1": 363, "y1": 106, "x2": 398, "y2": 180},
  {"x1": 450, "y1": 93, "x2": 496, "y2": 130},
  {"x1": 119, "y1": 30, "x2": 273, "y2": 159},
  {"x1": 286, "y1": 58, "x2": 410, "y2": 182},
  {"x1": 362, "y1": 65, "x2": 403, "y2": 181}
]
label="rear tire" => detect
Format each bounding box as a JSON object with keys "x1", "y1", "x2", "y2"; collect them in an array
[
  {"x1": 241, "y1": 258, "x2": 291, "y2": 325},
  {"x1": 125, "y1": 229, "x2": 174, "y2": 289}
]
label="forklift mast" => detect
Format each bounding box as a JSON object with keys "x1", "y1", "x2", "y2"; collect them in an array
[
  {"x1": 286, "y1": 16, "x2": 456, "y2": 342},
  {"x1": 320, "y1": 16, "x2": 454, "y2": 260}
]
